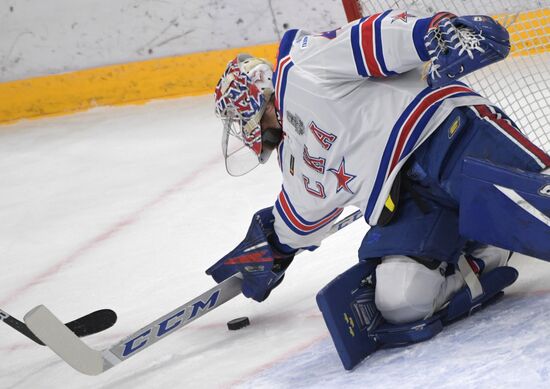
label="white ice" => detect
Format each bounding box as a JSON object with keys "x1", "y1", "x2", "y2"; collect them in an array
[{"x1": 1, "y1": 96, "x2": 549, "y2": 389}]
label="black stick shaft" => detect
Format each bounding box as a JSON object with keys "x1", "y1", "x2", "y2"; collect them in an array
[{"x1": 1, "y1": 309, "x2": 45, "y2": 344}]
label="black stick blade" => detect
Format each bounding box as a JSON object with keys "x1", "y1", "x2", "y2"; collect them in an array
[
  {"x1": 1, "y1": 308, "x2": 117, "y2": 346},
  {"x1": 65, "y1": 309, "x2": 117, "y2": 337}
]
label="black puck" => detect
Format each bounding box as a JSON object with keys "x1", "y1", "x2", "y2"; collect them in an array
[{"x1": 227, "y1": 317, "x2": 250, "y2": 330}]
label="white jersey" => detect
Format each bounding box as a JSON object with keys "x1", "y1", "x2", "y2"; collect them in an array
[{"x1": 271, "y1": 10, "x2": 491, "y2": 250}]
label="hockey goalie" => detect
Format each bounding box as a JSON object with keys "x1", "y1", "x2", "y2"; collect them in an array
[{"x1": 208, "y1": 10, "x2": 550, "y2": 369}]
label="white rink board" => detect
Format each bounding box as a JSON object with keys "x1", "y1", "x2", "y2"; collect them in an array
[{"x1": 0, "y1": 0, "x2": 346, "y2": 82}]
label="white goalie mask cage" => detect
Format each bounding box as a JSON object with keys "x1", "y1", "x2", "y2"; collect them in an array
[{"x1": 214, "y1": 54, "x2": 275, "y2": 176}]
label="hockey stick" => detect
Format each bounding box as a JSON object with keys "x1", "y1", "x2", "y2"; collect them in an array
[
  {"x1": 24, "y1": 210, "x2": 364, "y2": 375},
  {"x1": 1, "y1": 308, "x2": 117, "y2": 345}
]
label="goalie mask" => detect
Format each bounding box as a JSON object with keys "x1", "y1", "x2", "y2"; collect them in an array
[{"x1": 215, "y1": 54, "x2": 275, "y2": 176}]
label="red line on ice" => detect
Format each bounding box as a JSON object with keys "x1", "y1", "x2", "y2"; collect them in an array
[{"x1": 0, "y1": 154, "x2": 222, "y2": 307}]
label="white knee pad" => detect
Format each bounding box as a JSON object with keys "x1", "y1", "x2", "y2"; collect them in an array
[
  {"x1": 375, "y1": 256, "x2": 445, "y2": 324},
  {"x1": 375, "y1": 255, "x2": 464, "y2": 324},
  {"x1": 468, "y1": 245, "x2": 510, "y2": 273}
]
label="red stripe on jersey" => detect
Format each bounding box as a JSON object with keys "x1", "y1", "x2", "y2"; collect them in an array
[
  {"x1": 473, "y1": 105, "x2": 550, "y2": 168},
  {"x1": 388, "y1": 85, "x2": 474, "y2": 175},
  {"x1": 278, "y1": 191, "x2": 342, "y2": 232},
  {"x1": 360, "y1": 13, "x2": 384, "y2": 78},
  {"x1": 225, "y1": 251, "x2": 272, "y2": 265}
]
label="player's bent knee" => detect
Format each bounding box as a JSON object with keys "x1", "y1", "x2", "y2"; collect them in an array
[{"x1": 375, "y1": 255, "x2": 445, "y2": 324}]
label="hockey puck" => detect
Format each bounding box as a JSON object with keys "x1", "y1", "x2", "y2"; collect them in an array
[{"x1": 227, "y1": 317, "x2": 250, "y2": 330}]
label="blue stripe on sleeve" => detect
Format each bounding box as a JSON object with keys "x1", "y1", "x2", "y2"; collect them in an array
[
  {"x1": 278, "y1": 29, "x2": 298, "y2": 59},
  {"x1": 351, "y1": 18, "x2": 368, "y2": 77},
  {"x1": 272, "y1": 29, "x2": 298, "y2": 91},
  {"x1": 412, "y1": 17, "x2": 432, "y2": 61},
  {"x1": 277, "y1": 139, "x2": 284, "y2": 172}
]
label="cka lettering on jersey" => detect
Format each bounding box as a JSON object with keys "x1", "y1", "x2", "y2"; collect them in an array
[
  {"x1": 302, "y1": 175, "x2": 326, "y2": 199},
  {"x1": 309, "y1": 121, "x2": 337, "y2": 150},
  {"x1": 303, "y1": 146, "x2": 326, "y2": 174}
]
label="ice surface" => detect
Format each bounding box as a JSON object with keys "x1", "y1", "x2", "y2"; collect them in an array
[{"x1": 0, "y1": 96, "x2": 549, "y2": 388}]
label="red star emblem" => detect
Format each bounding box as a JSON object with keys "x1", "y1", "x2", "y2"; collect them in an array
[
  {"x1": 328, "y1": 158, "x2": 356, "y2": 194},
  {"x1": 391, "y1": 12, "x2": 415, "y2": 23}
]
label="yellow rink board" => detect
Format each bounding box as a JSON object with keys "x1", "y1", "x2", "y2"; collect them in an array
[
  {"x1": 0, "y1": 9, "x2": 547, "y2": 124},
  {"x1": 498, "y1": 8, "x2": 549, "y2": 56},
  {"x1": 0, "y1": 43, "x2": 278, "y2": 124}
]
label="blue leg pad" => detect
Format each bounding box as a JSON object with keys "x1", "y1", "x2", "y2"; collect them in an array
[
  {"x1": 317, "y1": 261, "x2": 443, "y2": 370},
  {"x1": 317, "y1": 262, "x2": 518, "y2": 370},
  {"x1": 373, "y1": 316, "x2": 443, "y2": 347},
  {"x1": 460, "y1": 157, "x2": 550, "y2": 261},
  {"x1": 316, "y1": 261, "x2": 381, "y2": 370}
]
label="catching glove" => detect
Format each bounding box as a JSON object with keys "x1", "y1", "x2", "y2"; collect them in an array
[{"x1": 424, "y1": 13, "x2": 510, "y2": 88}]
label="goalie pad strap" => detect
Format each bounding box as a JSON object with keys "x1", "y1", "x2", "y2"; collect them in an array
[{"x1": 457, "y1": 255, "x2": 483, "y2": 300}]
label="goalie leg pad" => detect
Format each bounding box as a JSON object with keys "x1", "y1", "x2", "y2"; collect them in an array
[
  {"x1": 318, "y1": 260, "x2": 518, "y2": 370},
  {"x1": 460, "y1": 158, "x2": 550, "y2": 261},
  {"x1": 317, "y1": 261, "x2": 444, "y2": 370},
  {"x1": 372, "y1": 316, "x2": 443, "y2": 348},
  {"x1": 316, "y1": 261, "x2": 381, "y2": 370}
]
